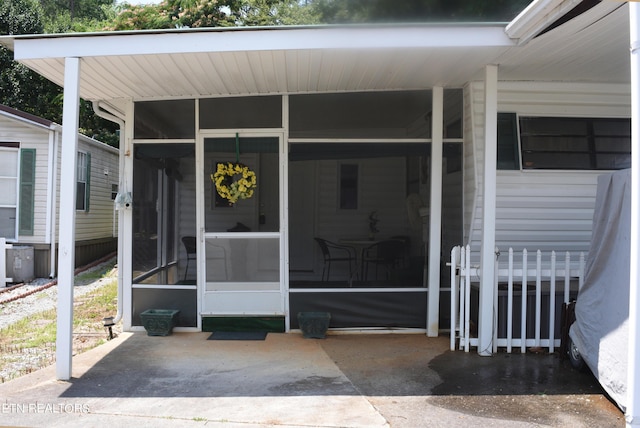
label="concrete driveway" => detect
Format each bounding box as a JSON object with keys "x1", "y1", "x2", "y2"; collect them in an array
[{"x1": 0, "y1": 332, "x2": 624, "y2": 427}]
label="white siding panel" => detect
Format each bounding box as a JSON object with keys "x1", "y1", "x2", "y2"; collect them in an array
[{"x1": 466, "y1": 81, "x2": 629, "y2": 263}]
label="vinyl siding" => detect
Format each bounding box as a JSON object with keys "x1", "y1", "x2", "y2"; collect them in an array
[
  {"x1": 55, "y1": 136, "x2": 120, "y2": 243},
  {"x1": 465, "y1": 81, "x2": 630, "y2": 264},
  {"x1": 73, "y1": 138, "x2": 119, "y2": 241}
]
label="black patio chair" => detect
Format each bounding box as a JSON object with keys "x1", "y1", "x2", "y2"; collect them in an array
[
  {"x1": 314, "y1": 237, "x2": 357, "y2": 281},
  {"x1": 362, "y1": 239, "x2": 407, "y2": 280},
  {"x1": 182, "y1": 236, "x2": 197, "y2": 281}
]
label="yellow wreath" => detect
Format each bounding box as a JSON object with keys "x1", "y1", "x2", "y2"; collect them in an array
[{"x1": 211, "y1": 162, "x2": 257, "y2": 204}]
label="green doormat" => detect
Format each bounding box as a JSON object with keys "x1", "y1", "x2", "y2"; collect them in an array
[{"x1": 207, "y1": 331, "x2": 268, "y2": 340}]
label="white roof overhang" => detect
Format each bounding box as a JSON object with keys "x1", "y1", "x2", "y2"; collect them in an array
[{"x1": 0, "y1": 25, "x2": 514, "y2": 104}]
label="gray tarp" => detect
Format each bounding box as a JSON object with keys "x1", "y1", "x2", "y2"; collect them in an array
[{"x1": 570, "y1": 169, "x2": 631, "y2": 411}]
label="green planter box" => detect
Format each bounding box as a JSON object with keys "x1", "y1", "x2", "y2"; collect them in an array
[
  {"x1": 297, "y1": 312, "x2": 331, "y2": 339},
  {"x1": 140, "y1": 309, "x2": 180, "y2": 336}
]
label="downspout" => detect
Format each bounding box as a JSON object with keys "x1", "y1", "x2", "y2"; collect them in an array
[
  {"x1": 48, "y1": 126, "x2": 60, "y2": 278},
  {"x1": 92, "y1": 101, "x2": 125, "y2": 324}
]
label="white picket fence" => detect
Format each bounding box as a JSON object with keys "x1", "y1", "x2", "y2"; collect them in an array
[
  {"x1": 449, "y1": 245, "x2": 585, "y2": 353},
  {"x1": 0, "y1": 237, "x2": 12, "y2": 287}
]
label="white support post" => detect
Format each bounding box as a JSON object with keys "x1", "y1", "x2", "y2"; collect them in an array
[
  {"x1": 627, "y1": 4, "x2": 640, "y2": 427},
  {"x1": 478, "y1": 64, "x2": 498, "y2": 356},
  {"x1": 56, "y1": 57, "x2": 81, "y2": 381},
  {"x1": 427, "y1": 86, "x2": 444, "y2": 337}
]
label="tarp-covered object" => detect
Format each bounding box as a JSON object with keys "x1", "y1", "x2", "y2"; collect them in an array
[{"x1": 570, "y1": 169, "x2": 630, "y2": 411}]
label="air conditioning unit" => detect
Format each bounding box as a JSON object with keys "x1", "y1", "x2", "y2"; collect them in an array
[{"x1": 7, "y1": 246, "x2": 34, "y2": 283}]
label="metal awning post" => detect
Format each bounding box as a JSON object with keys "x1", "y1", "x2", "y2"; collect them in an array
[{"x1": 55, "y1": 57, "x2": 80, "y2": 381}]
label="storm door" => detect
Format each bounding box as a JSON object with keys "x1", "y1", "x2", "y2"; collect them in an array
[{"x1": 200, "y1": 134, "x2": 284, "y2": 316}]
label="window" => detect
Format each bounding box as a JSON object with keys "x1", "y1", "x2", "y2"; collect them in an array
[
  {"x1": 0, "y1": 143, "x2": 21, "y2": 239},
  {"x1": 339, "y1": 164, "x2": 359, "y2": 210},
  {"x1": 519, "y1": 117, "x2": 630, "y2": 170},
  {"x1": 111, "y1": 183, "x2": 118, "y2": 200},
  {"x1": 76, "y1": 152, "x2": 91, "y2": 211},
  {"x1": 497, "y1": 115, "x2": 631, "y2": 170}
]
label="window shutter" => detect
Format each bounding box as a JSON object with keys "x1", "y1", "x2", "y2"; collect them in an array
[
  {"x1": 85, "y1": 153, "x2": 91, "y2": 212},
  {"x1": 19, "y1": 149, "x2": 36, "y2": 235}
]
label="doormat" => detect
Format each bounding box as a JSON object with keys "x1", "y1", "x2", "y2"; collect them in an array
[{"x1": 207, "y1": 331, "x2": 268, "y2": 341}]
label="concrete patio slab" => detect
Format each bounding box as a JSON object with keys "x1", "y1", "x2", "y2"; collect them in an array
[{"x1": 0, "y1": 332, "x2": 625, "y2": 427}]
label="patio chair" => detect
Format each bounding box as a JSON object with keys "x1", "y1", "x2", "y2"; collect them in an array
[
  {"x1": 314, "y1": 237, "x2": 357, "y2": 281},
  {"x1": 183, "y1": 236, "x2": 228, "y2": 281},
  {"x1": 362, "y1": 239, "x2": 407, "y2": 281},
  {"x1": 182, "y1": 236, "x2": 197, "y2": 281}
]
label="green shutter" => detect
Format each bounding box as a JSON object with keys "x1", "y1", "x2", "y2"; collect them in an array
[
  {"x1": 19, "y1": 149, "x2": 36, "y2": 235},
  {"x1": 85, "y1": 152, "x2": 91, "y2": 212}
]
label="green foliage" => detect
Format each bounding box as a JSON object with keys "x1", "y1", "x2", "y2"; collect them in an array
[
  {"x1": 0, "y1": 0, "x2": 62, "y2": 121},
  {"x1": 109, "y1": 0, "x2": 319, "y2": 30},
  {"x1": 0, "y1": 0, "x2": 43, "y2": 34},
  {"x1": 230, "y1": 0, "x2": 320, "y2": 26}
]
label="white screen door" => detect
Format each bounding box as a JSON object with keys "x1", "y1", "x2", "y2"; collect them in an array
[{"x1": 200, "y1": 134, "x2": 284, "y2": 315}]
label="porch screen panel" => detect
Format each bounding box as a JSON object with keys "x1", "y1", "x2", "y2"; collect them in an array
[
  {"x1": 204, "y1": 138, "x2": 279, "y2": 233},
  {"x1": 289, "y1": 91, "x2": 432, "y2": 139},
  {"x1": 205, "y1": 237, "x2": 279, "y2": 289},
  {"x1": 134, "y1": 99, "x2": 195, "y2": 139},
  {"x1": 200, "y1": 96, "x2": 282, "y2": 129},
  {"x1": 132, "y1": 143, "x2": 195, "y2": 285}
]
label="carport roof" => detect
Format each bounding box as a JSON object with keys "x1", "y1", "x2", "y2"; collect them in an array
[{"x1": 0, "y1": 1, "x2": 630, "y2": 106}]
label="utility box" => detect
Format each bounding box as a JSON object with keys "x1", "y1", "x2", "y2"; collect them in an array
[{"x1": 7, "y1": 246, "x2": 34, "y2": 283}]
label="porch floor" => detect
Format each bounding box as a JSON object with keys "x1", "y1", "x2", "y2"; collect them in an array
[{"x1": 0, "y1": 332, "x2": 623, "y2": 427}]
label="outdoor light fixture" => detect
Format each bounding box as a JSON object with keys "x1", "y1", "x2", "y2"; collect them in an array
[
  {"x1": 114, "y1": 192, "x2": 132, "y2": 210},
  {"x1": 103, "y1": 316, "x2": 115, "y2": 340}
]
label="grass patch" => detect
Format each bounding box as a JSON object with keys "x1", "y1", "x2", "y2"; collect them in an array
[
  {"x1": 0, "y1": 269, "x2": 119, "y2": 383},
  {"x1": 75, "y1": 263, "x2": 117, "y2": 284}
]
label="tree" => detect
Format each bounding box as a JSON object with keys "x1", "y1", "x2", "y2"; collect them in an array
[
  {"x1": 109, "y1": 0, "x2": 318, "y2": 30},
  {"x1": 0, "y1": 0, "x2": 119, "y2": 146},
  {"x1": 0, "y1": 0, "x2": 61, "y2": 120}
]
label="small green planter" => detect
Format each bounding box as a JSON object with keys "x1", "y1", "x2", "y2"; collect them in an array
[
  {"x1": 140, "y1": 309, "x2": 180, "y2": 336},
  {"x1": 297, "y1": 312, "x2": 331, "y2": 339}
]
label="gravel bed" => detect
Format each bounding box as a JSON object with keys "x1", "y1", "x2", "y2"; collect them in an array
[{"x1": 0, "y1": 258, "x2": 118, "y2": 328}]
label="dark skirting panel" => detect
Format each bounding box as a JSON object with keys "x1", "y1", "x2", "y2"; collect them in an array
[
  {"x1": 132, "y1": 288, "x2": 197, "y2": 327},
  {"x1": 289, "y1": 291, "x2": 427, "y2": 329}
]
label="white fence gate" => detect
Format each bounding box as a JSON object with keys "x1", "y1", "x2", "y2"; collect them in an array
[{"x1": 449, "y1": 245, "x2": 585, "y2": 353}]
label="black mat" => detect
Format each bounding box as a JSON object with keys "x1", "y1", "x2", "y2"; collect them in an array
[{"x1": 207, "y1": 331, "x2": 267, "y2": 341}]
